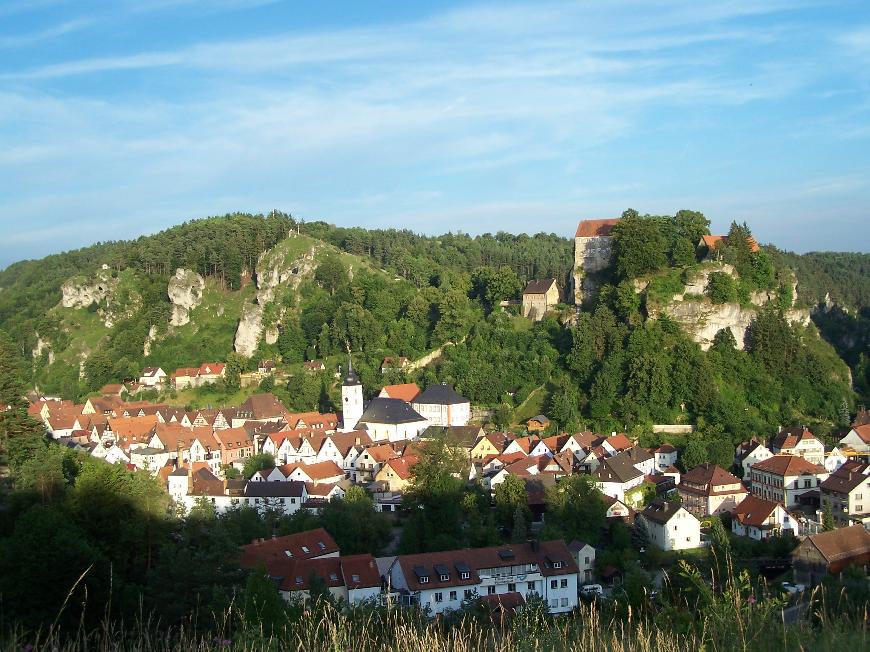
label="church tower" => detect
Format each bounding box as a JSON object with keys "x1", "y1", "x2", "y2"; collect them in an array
[{"x1": 340, "y1": 355, "x2": 364, "y2": 432}]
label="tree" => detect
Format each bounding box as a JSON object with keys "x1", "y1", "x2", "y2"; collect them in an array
[
  {"x1": 331, "y1": 302, "x2": 383, "y2": 352},
  {"x1": 225, "y1": 352, "x2": 245, "y2": 391},
  {"x1": 681, "y1": 438, "x2": 709, "y2": 470},
  {"x1": 286, "y1": 372, "x2": 321, "y2": 411},
  {"x1": 611, "y1": 211, "x2": 669, "y2": 280},
  {"x1": 242, "y1": 566, "x2": 287, "y2": 635},
  {"x1": 547, "y1": 377, "x2": 580, "y2": 429},
  {"x1": 543, "y1": 475, "x2": 606, "y2": 544},
  {"x1": 471, "y1": 266, "x2": 522, "y2": 312},
  {"x1": 822, "y1": 501, "x2": 835, "y2": 532},
  {"x1": 674, "y1": 209, "x2": 711, "y2": 245},
  {"x1": 319, "y1": 486, "x2": 392, "y2": 555},
  {"x1": 243, "y1": 453, "x2": 276, "y2": 479},
  {"x1": 707, "y1": 272, "x2": 738, "y2": 304},
  {"x1": 314, "y1": 254, "x2": 348, "y2": 296},
  {"x1": 511, "y1": 505, "x2": 528, "y2": 543},
  {"x1": 494, "y1": 474, "x2": 530, "y2": 529}
]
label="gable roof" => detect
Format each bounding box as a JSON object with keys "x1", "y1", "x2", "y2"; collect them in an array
[
  {"x1": 681, "y1": 463, "x2": 742, "y2": 490},
  {"x1": 240, "y1": 393, "x2": 287, "y2": 420},
  {"x1": 575, "y1": 218, "x2": 620, "y2": 238},
  {"x1": 523, "y1": 279, "x2": 556, "y2": 295},
  {"x1": 800, "y1": 524, "x2": 870, "y2": 564},
  {"x1": 240, "y1": 528, "x2": 339, "y2": 567},
  {"x1": 846, "y1": 423, "x2": 870, "y2": 445},
  {"x1": 395, "y1": 540, "x2": 577, "y2": 592},
  {"x1": 733, "y1": 495, "x2": 782, "y2": 527},
  {"x1": 413, "y1": 384, "x2": 469, "y2": 406},
  {"x1": 820, "y1": 462, "x2": 870, "y2": 494},
  {"x1": 382, "y1": 455, "x2": 419, "y2": 480},
  {"x1": 771, "y1": 426, "x2": 821, "y2": 451},
  {"x1": 379, "y1": 383, "x2": 421, "y2": 402},
  {"x1": 641, "y1": 499, "x2": 686, "y2": 525},
  {"x1": 593, "y1": 453, "x2": 644, "y2": 484},
  {"x1": 752, "y1": 454, "x2": 826, "y2": 477},
  {"x1": 700, "y1": 234, "x2": 760, "y2": 253}
]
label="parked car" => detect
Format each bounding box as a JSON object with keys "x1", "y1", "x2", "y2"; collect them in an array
[
  {"x1": 781, "y1": 582, "x2": 806, "y2": 595},
  {"x1": 579, "y1": 584, "x2": 604, "y2": 598}
]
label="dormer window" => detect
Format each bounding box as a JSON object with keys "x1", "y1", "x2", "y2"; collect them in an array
[
  {"x1": 301, "y1": 546, "x2": 310, "y2": 553},
  {"x1": 419, "y1": 576, "x2": 429, "y2": 584},
  {"x1": 440, "y1": 573, "x2": 449, "y2": 581},
  {"x1": 460, "y1": 571, "x2": 470, "y2": 580}
]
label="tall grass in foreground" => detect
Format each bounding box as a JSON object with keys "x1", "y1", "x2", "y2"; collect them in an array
[{"x1": 1, "y1": 598, "x2": 867, "y2": 652}]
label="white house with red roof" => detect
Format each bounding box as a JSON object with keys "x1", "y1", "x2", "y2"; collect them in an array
[
  {"x1": 750, "y1": 455, "x2": 829, "y2": 508},
  {"x1": 731, "y1": 495, "x2": 799, "y2": 540},
  {"x1": 138, "y1": 367, "x2": 167, "y2": 388},
  {"x1": 387, "y1": 540, "x2": 579, "y2": 615},
  {"x1": 839, "y1": 424, "x2": 870, "y2": 455},
  {"x1": 770, "y1": 427, "x2": 825, "y2": 466}
]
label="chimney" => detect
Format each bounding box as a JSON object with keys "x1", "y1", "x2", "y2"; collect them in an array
[
  {"x1": 355, "y1": 437, "x2": 361, "y2": 445},
  {"x1": 611, "y1": 431, "x2": 616, "y2": 437}
]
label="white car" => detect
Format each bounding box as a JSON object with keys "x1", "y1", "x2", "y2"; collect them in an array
[
  {"x1": 781, "y1": 582, "x2": 805, "y2": 595},
  {"x1": 579, "y1": 584, "x2": 604, "y2": 598}
]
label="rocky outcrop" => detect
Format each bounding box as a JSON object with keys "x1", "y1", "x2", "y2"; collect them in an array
[
  {"x1": 234, "y1": 237, "x2": 323, "y2": 357},
  {"x1": 32, "y1": 335, "x2": 54, "y2": 365},
  {"x1": 143, "y1": 324, "x2": 159, "y2": 357},
  {"x1": 234, "y1": 304, "x2": 264, "y2": 358},
  {"x1": 61, "y1": 272, "x2": 117, "y2": 308},
  {"x1": 168, "y1": 268, "x2": 205, "y2": 326}
]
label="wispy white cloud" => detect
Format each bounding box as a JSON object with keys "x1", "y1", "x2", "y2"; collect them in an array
[{"x1": 0, "y1": 17, "x2": 92, "y2": 48}]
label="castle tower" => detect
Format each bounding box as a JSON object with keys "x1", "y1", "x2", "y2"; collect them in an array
[{"x1": 340, "y1": 355, "x2": 364, "y2": 432}]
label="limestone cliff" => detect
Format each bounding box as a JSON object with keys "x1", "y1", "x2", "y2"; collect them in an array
[
  {"x1": 647, "y1": 265, "x2": 808, "y2": 350},
  {"x1": 233, "y1": 237, "x2": 323, "y2": 357},
  {"x1": 168, "y1": 268, "x2": 205, "y2": 326},
  {"x1": 61, "y1": 271, "x2": 117, "y2": 309}
]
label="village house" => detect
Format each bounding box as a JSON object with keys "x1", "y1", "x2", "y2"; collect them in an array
[
  {"x1": 303, "y1": 360, "x2": 326, "y2": 372},
  {"x1": 354, "y1": 443, "x2": 401, "y2": 482},
  {"x1": 652, "y1": 444, "x2": 678, "y2": 473},
  {"x1": 196, "y1": 363, "x2": 226, "y2": 386},
  {"x1": 412, "y1": 384, "x2": 471, "y2": 428},
  {"x1": 770, "y1": 427, "x2": 825, "y2": 466},
  {"x1": 792, "y1": 525, "x2": 870, "y2": 585},
  {"x1": 698, "y1": 234, "x2": 760, "y2": 261},
  {"x1": 521, "y1": 279, "x2": 559, "y2": 321},
  {"x1": 678, "y1": 464, "x2": 747, "y2": 517},
  {"x1": 373, "y1": 455, "x2": 419, "y2": 492},
  {"x1": 824, "y1": 447, "x2": 848, "y2": 473},
  {"x1": 749, "y1": 455, "x2": 829, "y2": 509},
  {"x1": 593, "y1": 453, "x2": 645, "y2": 505},
  {"x1": 380, "y1": 356, "x2": 411, "y2": 373},
  {"x1": 735, "y1": 440, "x2": 774, "y2": 478},
  {"x1": 640, "y1": 500, "x2": 702, "y2": 552},
  {"x1": 233, "y1": 393, "x2": 288, "y2": 426},
  {"x1": 99, "y1": 383, "x2": 125, "y2": 397},
  {"x1": 470, "y1": 432, "x2": 511, "y2": 460},
  {"x1": 820, "y1": 461, "x2": 870, "y2": 528},
  {"x1": 624, "y1": 446, "x2": 656, "y2": 476},
  {"x1": 526, "y1": 415, "x2": 550, "y2": 433},
  {"x1": 171, "y1": 367, "x2": 199, "y2": 390},
  {"x1": 567, "y1": 540, "x2": 596, "y2": 584},
  {"x1": 387, "y1": 540, "x2": 580, "y2": 615},
  {"x1": 731, "y1": 495, "x2": 799, "y2": 540},
  {"x1": 139, "y1": 367, "x2": 167, "y2": 388},
  {"x1": 839, "y1": 423, "x2": 870, "y2": 456},
  {"x1": 601, "y1": 495, "x2": 634, "y2": 522}
]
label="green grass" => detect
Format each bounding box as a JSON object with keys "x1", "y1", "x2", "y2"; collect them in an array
[{"x1": 512, "y1": 385, "x2": 548, "y2": 426}]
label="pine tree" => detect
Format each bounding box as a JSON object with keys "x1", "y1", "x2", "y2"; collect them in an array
[{"x1": 511, "y1": 505, "x2": 528, "y2": 544}]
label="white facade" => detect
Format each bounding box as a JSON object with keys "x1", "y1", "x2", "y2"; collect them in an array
[
  {"x1": 341, "y1": 379, "x2": 364, "y2": 433},
  {"x1": 642, "y1": 506, "x2": 701, "y2": 551},
  {"x1": 412, "y1": 401, "x2": 471, "y2": 428},
  {"x1": 362, "y1": 420, "x2": 427, "y2": 443},
  {"x1": 654, "y1": 448, "x2": 678, "y2": 473},
  {"x1": 740, "y1": 444, "x2": 773, "y2": 477}
]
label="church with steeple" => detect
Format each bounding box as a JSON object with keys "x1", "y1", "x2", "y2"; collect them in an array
[{"x1": 340, "y1": 355, "x2": 364, "y2": 432}]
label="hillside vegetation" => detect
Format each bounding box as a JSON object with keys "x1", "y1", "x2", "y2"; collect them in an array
[{"x1": 0, "y1": 209, "x2": 866, "y2": 423}]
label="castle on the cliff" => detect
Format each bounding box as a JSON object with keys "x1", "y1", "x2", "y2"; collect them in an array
[{"x1": 572, "y1": 218, "x2": 619, "y2": 305}]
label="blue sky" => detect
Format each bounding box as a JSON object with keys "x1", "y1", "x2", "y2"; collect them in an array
[{"x1": 1, "y1": 0, "x2": 869, "y2": 268}]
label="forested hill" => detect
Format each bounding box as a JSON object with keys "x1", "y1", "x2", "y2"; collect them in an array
[{"x1": 0, "y1": 209, "x2": 867, "y2": 423}]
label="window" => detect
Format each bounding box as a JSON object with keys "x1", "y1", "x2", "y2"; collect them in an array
[
  {"x1": 434, "y1": 592, "x2": 443, "y2": 603},
  {"x1": 549, "y1": 599, "x2": 558, "y2": 608},
  {"x1": 584, "y1": 556, "x2": 590, "y2": 565},
  {"x1": 440, "y1": 574, "x2": 449, "y2": 582},
  {"x1": 301, "y1": 546, "x2": 309, "y2": 553},
  {"x1": 449, "y1": 591, "x2": 457, "y2": 601},
  {"x1": 487, "y1": 586, "x2": 496, "y2": 595},
  {"x1": 550, "y1": 580, "x2": 558, "y2": 589},
  {"x1": 560, "y1": 579, "x2": 568, "y2": 588},
  {"x1": 464, "y1": 589, "x2": 473, "y2": 599},
  {"x1": 857, "y1": 505, "x2": 863, "y2": 512},
  {"x1": 460, "y1": 571, "x2": 470, "y2": 580},
  {"x1": 419, "y1": 577, "x2": 429, "y2": 584},
  {"x1": 527, "y1": 581, "x2": 536, "y2": 591},
  {"x1": 856, "y1": 494, "x2": 863, "y2": 500},
  {"x1": 508, "y1": 583, "x2": 516, "y2": 592},
  {"x1": 553, "y1": 561, "x2": 564, "y2": 569},
  {"x1": 561, "y1": 598, "x2": 569, "y2": 607}
]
